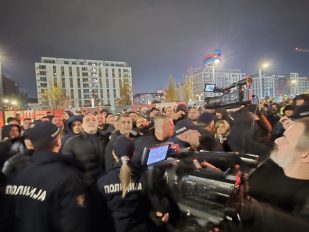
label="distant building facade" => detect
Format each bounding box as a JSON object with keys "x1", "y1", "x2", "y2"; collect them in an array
[
  {"x1": 35, "y1": 57, "x2": 133, "y2": 109},
  {"x1": 289, "y1": 73, "x2": 309, "y2": 96},
  {"x1": 252, "y1": 73, "x2": 309, "y2": 100},
  {"x1": 133, "y1": 91, "x2": 164, "y2": 104}
]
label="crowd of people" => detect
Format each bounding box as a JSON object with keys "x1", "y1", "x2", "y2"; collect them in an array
[{"x1": 0, "y1": 93, "x2": 309, "y2": 231}]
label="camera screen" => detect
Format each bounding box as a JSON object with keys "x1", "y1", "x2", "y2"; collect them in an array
[
  {"x1": 147, "y1": 145, "x2": 169, "y2": 165},
  {"x1": 204, "y1": 84, "x2": 215, "y2": 92}
]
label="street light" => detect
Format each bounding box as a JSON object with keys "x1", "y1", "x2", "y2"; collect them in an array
[
  {"x1": 212, "y1": 58, "x2": 220, "y2": 82},
  {"x1": 261, "y1": 63, "x2": 269, "y2": 69},
  {"x1": 196, "y1": 93, "x2": 203, "y2": 102},
  {"x1": 291, "y1": 79, "x2": 297, "y2": 96},
  {"x1": 258, "y1": 62, "x2": 270, "y2": 99},
  {"x1": 11, "y1": 100, "x2": 18, "y2": 106}
]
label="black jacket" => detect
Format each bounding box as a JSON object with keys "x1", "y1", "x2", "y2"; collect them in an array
[
  {"x1": 97, "y1": 165, "x2": 169, "y2": 232},
  {"x1": 98, "y1": 123, "x2": 115, "y2": 137},
  {"x1": 0, "y1": 139, "x2": 25, "y2": 171},
  {"x1": 1, "y1": 151, "x2": 89, "y2": 232},
  {"x1": 2, "y1": 149, "x2": 33, "y2": 177},
  {"x1": 227, "y1": 109, "x2": 271, "y2": 160},
  {"x1": 61, "y1": 132, "x2": 108, "y2": 186},
  {"x1": 248, "y1": 158, "x2": 309, "y2": 221}
]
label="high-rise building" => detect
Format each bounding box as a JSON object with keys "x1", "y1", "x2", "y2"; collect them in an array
[
  {"x1": 289, "y1": 73, "x2": 309, "y2": 96},
  {"x1": 35, "y1": 57, "x2": 133, "y2": 109},
  {"x1": 274, "y1": 75, "x2": 290, "y2": 99},
  {"x1": 252, "y1": 74, "x2": 276, "y2": 100},
  {"x1": 185, "y1": 66, "x2": 246, "y2": 99},
  {"x1": 252, "y1": 73, "x2": 309, "y2": 100}
]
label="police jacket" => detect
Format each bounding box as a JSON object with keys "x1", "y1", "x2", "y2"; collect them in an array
[
  {"x1": 62, "y1": 132, "x2": 108, "y2": 186},
  {"x1": 2, "y1": 151, "x2": 89, "y2": 232},
  {"x1": 97, "y1": 165, "x2": 169, "y2": 232}
]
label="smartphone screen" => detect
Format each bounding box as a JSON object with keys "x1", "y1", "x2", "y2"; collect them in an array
[{"x1": 147, "y1": 145, "x2": 169, "y2": 165}]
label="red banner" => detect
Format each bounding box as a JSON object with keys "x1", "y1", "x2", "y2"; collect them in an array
[
  {"x1": 0, "y1": 112, "x2": 4, "y2": 127},
  {"x1": 0, "y1": 110, "x2": 65, "y2": 127}
]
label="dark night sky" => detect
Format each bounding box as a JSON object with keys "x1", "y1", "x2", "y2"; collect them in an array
[{"x1": 0, "y1": 0, "x2": 309, "y2": 97}]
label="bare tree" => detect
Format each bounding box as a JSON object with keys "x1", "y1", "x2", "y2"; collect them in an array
[
  {"x1": 183, "y1": 78, "x2": 193, "y2": 102},
  {"x1": 164, "y1": 76, "x2": 177, "y2": 102},
  {"x1": 117, "y1": 78, "x2": 132, "y2": 106},
  {"x1": 42, "y1": 82, "x2": 70, "y2": 110}
]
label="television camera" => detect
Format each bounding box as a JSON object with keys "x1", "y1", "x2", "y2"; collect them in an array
[
  {"x1": 142, "y1": 143, "x2": 259, "y2": 231},
  {"x1": 204, "y1": 76, "x2": 253, "y2": 109}
]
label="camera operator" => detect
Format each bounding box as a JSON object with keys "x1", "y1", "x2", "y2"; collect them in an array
[
  {"x1": 244, "y1": 117, "x2": 309, "y2": 231},
  {"x1": 97, "y1": 135, "x2": 169, "y2": 232},
  {"x1": 227, "y1": 105, "x2": 272, "y2": 160}
]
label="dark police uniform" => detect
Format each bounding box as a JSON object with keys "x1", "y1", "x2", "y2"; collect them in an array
[
  {"x1": 97, "y1": 165, "x2": 169, "y2": 232},
  {"x1": 2, "y1": 151, "x2": 89, "y2": 232}
]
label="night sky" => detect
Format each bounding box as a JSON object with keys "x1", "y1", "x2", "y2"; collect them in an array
[{"x1": 1, "y1": 0, "x2": 309, "y2": 97}]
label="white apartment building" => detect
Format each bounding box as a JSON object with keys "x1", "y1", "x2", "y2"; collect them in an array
[
  {"x1": 252, "y1": 74, "x2": 275, "y2": 100},
  {"x1": 35, "y1": 57, "x2": 133, "y2": 109},
  {"x1": 185, "y1": 66, "x2": 246, "y2": 99},
  {"x1": 252, "y1": 73, "x2": 309, "y2": 100},
  {"x1": 290, "y1": 73, "x2": 309, "y2": 96}
]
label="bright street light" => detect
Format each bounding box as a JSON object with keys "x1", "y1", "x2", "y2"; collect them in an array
[
  {"x1": 258, "y1": 62, "x2": 271, "y2": 99},
  {"x1": 3, "y1": 98, "x2": 9, "y2": 103},
  {"x1": 261, "y1": 63, "x2": 269, "y2": 69},
  {"x1": 11, "y1": 100, "x2": 18, "y2": 106},
  {"x1": 214, "y1": 59, "x2": 220, "y2": 64}
]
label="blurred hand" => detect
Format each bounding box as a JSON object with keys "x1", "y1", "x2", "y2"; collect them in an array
[
  {"x1": 279, "y1": 116, "x2": 294, "y2": 130},
  {"x1": 155, "y1": 212, "x2": 169, "y2": 224},
  {"x1": 200, "y1": 161, "x2": 222, "y2": 172},
  {"x1": 176, "y1": 129, "x2": 201, "y2": 148}
]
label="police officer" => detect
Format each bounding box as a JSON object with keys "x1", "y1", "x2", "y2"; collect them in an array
[
  {"x1": 97, "y1": 135, "x2": 170, "y2": 232},
  {"x1": 2, "y1": 121, "x2": 89, "y2": 232}
]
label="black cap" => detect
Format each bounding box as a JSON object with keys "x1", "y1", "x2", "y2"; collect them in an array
[
  {"x1": 293, "y1": 94, "x2": 309, "y2": 101},
  {"x1": 292, "y1": 105, "x2": 309, "y2": 119},
  {"x1": 196, "y1": 112, "x2": 216, "y2": 126},
  {"x1": 174, "y1": 120, "x2": 200, "y2": 136},
  {"x1": 112, "y1": 135, "x2": 135, "y2": 158},
  {"x1": 27, "y1": 121, "x2": 60, "y2": 147}
]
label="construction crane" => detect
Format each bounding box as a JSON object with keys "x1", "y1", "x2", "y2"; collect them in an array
[{"x1": 295, "y1": 47, "x2": 309, "y2": 53}]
